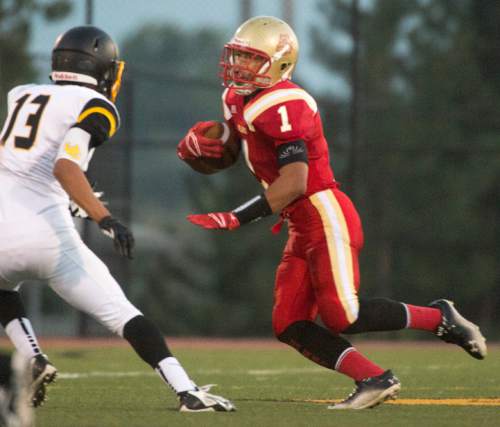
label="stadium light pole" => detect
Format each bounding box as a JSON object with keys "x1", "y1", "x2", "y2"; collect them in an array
[
  {"x1": 121, "y1": 73, "x2": 134, "y2": 299},
  {"x1": 78, "y1": 0, "x2": 95, "y2": 337},
  {"x1": 86, "y1": 0, "x2": 94, "y2": 25},
  {"x1": 347, "y1": 0, "x2": 360, "y2": 202},
  {"x1": 282, "y1": 0, "x2": 294, "y2": 28},
  {"x1": 241, "y1": 0, "x2": 252, "y2": 22}
]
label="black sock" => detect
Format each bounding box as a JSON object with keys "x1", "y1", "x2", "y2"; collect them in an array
[
  {"x1": 277, "y1": 320, "x2": 352, "y2": 369},
  {"x1": 342, "y1": 297, "x2": 407, "y2": 334},
  {"x1": 0, "y1": 354, "x2": 12, "y2": 387},
  {"x1": 123, "y1": 315, "x2": 172, "y2": 368},
  {"x1": 0, "y1": 291, "x2": 26, "y2": 327}
]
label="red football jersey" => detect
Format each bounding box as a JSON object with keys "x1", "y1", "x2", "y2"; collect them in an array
[{"x1": 222, "y1": 80, "x2": 337, "y2": 198}]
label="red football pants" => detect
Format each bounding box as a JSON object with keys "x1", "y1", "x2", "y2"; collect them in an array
[{"x1": 272, "y1": 188, "x2": 364, "y2": 336}]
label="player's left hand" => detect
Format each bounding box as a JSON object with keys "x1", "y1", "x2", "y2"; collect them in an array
[
  {"x1": 98, "y1": 216, "x2": 135, "y2": 259},
  {"x1": 187, "y1": 212, "x2": 240, "y2": 231},
  {"x1": 177, "y1": 122, "x2": 225, "y2": 160}
]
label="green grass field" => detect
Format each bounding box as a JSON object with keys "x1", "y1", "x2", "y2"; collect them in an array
[{"x1": 11, "y1": 340, "x2": 500, "y2": 427}]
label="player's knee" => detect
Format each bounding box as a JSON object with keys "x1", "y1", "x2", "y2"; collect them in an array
[
  {"x1": 100, "y1": 305, "x2": 142, "y2": 337},
  {"x1": 272, "y1": 307, "x2": 316, "y2": 338},
  {"x1": 321, "y1": 311, "x2": 358, "y2": 334},
  {"x1": 272, "y1": 315, "x2": 296, "y2": 338},
  {"x1": 319, "y1": 299, "x2": 359, "y2": 334}
]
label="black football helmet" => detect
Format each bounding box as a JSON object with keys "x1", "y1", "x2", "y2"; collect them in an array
[{"x1": 51, "y1": 25, "x2": 124, "y2": 102}]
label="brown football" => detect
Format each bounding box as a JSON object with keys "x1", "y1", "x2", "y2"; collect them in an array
[
  {"x1": 203, "y1": 121, "x2": 226, "y2": 139},
  {"x1": 185, "y1": 121, "x2": 240, "y2": 174}
]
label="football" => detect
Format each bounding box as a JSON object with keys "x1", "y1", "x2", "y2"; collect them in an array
[
  {"x1": 185, "y1": 121, "x2": 240, "y2": 174},
  {"x1": 203, "y1": 121, "x2": 226, "y2": 139}
]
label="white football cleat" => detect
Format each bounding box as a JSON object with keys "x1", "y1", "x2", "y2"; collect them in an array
[
  {"x1": 178, "y1": 384, "x2": 235, "y2": 412},
  {"x1": 329, "y1": 370, "x2": 401, "y2": 410},
  {"x1": 430, "y1": 299, "x2": 487, "y2": 360}
]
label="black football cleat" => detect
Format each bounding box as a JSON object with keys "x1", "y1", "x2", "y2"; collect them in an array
[
  {"x1": 429, "y1": 299, "x2": 487, "y2": 360},
  {"x1": 178, "y1": 385, "x2": 235, "y2": 412},
  {"x1": 30, "y1": 354, "x2": 57, "y2": 408},
  {"x1": 328, "y1": 370, "x2": 401, "y2": 410}
]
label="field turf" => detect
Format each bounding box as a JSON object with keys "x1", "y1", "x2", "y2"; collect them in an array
[{"x1": 7, "y1": 339, "x2": 499, "y2": 427}]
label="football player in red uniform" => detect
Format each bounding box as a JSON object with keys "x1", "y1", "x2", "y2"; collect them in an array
[{"x1": 178, "y1": 16, "x2": 487, "y2": 409}]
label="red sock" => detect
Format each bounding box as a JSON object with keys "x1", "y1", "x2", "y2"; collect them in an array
[
  {"x1": 335, "y1": 348, "x2": 385, "y2": 381},
  {"x1": 406, "y1": 304, "x2": 442, "y2": 331}
]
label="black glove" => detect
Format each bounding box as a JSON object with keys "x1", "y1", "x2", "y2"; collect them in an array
[{"x1": 98, "y1": 216, "x2": 135, "y2": 259}]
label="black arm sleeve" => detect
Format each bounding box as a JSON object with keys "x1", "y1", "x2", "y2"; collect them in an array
[
  {"x1": 276, "y1": 140, "x2": 308, "y2": 167},
  {"x1": 73, "y1": 98, "x2": 120, "y2": 148}
]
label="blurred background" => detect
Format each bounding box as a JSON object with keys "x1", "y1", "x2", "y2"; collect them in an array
[{"x1": 1, "y1": 0, "x2": 498, "y2": 339}]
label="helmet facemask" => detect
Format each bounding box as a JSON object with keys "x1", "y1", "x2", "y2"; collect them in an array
[
  {"x1": 220, "y1": 45, "x2": 272, "y2": 95},
  {"x1": 107, "y1": 60, "x2": 125, "y2": 102}
]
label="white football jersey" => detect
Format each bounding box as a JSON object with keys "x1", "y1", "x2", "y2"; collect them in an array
[
  {"x1": 0, "y1": 83, "x2": 119, "y2": 226},
  {"x1": 0, "y1": 84, "x2": 141, "y2": 334}
]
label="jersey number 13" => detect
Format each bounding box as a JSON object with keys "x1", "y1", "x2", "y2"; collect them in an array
[{"x1": 1, "y1": 93, "x2": 51, "y2": 150}]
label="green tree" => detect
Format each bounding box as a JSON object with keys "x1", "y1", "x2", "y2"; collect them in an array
[
  {"x1": 313, "y1": 0, "x2": 499, "y2": 336},
  {"x1": 0, "y1": 0, "x2": 71, "y2": 117}
]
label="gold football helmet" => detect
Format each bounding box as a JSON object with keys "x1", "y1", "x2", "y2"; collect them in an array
[{"x1": 220, "y1": 16, "x2": 299, "y2": 95}]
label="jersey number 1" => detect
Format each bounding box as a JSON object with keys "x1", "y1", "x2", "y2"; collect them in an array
[
  {"x1": 1, "y1": 93, "x2": 50, "y2": 150},
  {"x1": 278, "y1": 105, "x2": 292, "y2": 132}
]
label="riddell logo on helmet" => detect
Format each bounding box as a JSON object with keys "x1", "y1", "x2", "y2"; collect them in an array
[
  {"x1": 51, "y1": 71, "x2": 98, "y2": 85},
  {"x1": 52, "y1": 72, "x2": 79, "y2": 80}
]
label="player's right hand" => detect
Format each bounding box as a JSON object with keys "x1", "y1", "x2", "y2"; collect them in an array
[
  {"x1": 177, "y1": 121, "x2": 224, "y2": 160},
  {"x1": 98, "y1": 216, "x2": 135, "y2": 259},
  {"x1": 187, "y1": 212, "x2": 240, "y2": 231}
]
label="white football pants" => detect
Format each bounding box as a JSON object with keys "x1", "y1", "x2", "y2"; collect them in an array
[{"x1": 0, "y1": 216, "x2": 141, "y2": 336}]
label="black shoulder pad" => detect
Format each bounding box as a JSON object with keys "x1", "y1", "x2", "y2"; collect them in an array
[{"x1": 73, "y1": 98, "x2": 120, "y2": 148}]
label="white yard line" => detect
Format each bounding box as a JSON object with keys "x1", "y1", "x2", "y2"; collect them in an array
[{"x1": 58, "y1": 367, "x2": 325, "y2": 380}]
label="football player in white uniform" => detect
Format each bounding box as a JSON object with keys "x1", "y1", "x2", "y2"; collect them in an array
[{"x1": 0, "y1": 26, "x2": 235, "y2": 413}]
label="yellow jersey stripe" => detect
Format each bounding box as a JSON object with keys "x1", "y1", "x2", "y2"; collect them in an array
[
  {"x1": 77, "y1": 107, "x2": 117, "y2": 137},
  {"x1": 243, "y1": 89, "x2": 317, "y2": 125},
  {"x1": 310, "y1": 190, "x2": 359, "y2": 322}
]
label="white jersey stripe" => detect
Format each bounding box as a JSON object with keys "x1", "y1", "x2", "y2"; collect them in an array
[
  {"x1": 243, "y1": 88, "x2": 318, "y2": 125},
  {"x1": 222, "y1": 88, "x2": 232, "y2": 120},
  {"x1": 310, "y1": 190, "x2": 359, "y2": 322}
]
